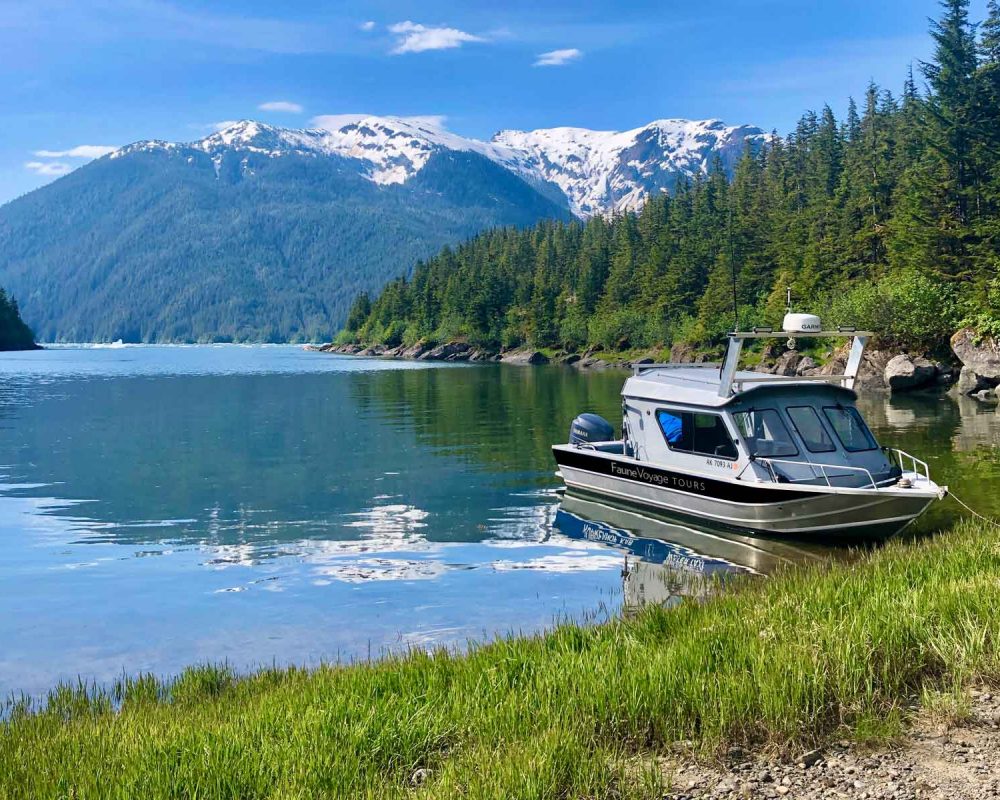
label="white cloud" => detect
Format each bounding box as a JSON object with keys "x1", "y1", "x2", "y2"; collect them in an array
[
  {"x1": 359, "y1": 20, "x2": 375, "y2": 32},
  {"x1": 388, "y1": 21, "x2": 486, "y2": 54},
  {"x1": 24, "y1": 161, "x2": 73, "y2": 176},
  {"x1": 32, "y1": 145, "x2": 116, "y2": 158},
  {"x1": 211, "y1": 120, "x2": 239, "y2": 132},
  {"x1": 258, "y1": 100, "x2": 304, "y2": 113},
  {"x1": 533, "y1": 48, "x2": 582, "y2": 67}
]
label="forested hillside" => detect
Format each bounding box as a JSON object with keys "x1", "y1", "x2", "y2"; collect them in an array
[
  {"x1": 343, "y1": 0, "x2": 1000, "y2": 356},
  {"x1": 0, "y1": 289, "x2": 37, "y2": 351},
  {"x1": 0, "y1": 147, "x2": 571, "y2": 343}
]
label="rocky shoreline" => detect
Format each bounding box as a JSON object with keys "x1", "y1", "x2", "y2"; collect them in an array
[
  {"x1": 311, "y1": 328, "x2": 1000, "y2": 399},
  {"x1": 662, "y1": 689, "x2": 1000, "y2": 800}
]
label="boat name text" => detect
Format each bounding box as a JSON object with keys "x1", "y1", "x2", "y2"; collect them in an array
[{"x1": 609, "y1": 462, "x2": 707, "y2": 493}]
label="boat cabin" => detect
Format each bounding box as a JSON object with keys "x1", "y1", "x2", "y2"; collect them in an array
[{"x1": 621, "y1": 365, "x2": 900, "y2": 489}]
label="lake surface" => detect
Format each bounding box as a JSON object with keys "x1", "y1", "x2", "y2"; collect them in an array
[{"x1": 0, "y1": 345, "x2": 996, "y2": 697}]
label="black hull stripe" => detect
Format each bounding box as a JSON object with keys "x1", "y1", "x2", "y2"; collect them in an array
[{"x1": 554, "y1": 448, "x2": 817, "y2": 504}]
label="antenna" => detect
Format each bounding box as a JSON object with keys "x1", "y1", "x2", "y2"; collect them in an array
[
  {"x1": 785, "y1": 287, "x2": 795, "y2": 351},
  {"x1": 728, "y1": 206, "x2": 738, "y2": 333}
]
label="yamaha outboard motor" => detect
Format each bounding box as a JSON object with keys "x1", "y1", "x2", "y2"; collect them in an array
[{"x1": 569, "y1": 413, "x2": 615, "y2": 445}]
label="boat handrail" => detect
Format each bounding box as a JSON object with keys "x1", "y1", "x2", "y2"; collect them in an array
[
  {"x1": 890, "y1": 448, "x2": 931, "y2": 482},
  {"x1": 633, "y1": 362, "x2": 721, "y2": 376},
  {"x1": 731, "y1": 375, "x2": 850, "y2": 387},
  {"x1": 756, "y1": 456, "x2": 880, "y2": 491}
]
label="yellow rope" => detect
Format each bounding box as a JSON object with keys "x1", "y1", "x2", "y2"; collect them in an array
[{"x1": 949, "y1": 490, "x2": 1000, "y2": 529}]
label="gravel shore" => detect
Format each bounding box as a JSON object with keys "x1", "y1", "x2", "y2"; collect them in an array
[{"x1": 663, "y1": 690, "x2": 1000, "y2": 800}]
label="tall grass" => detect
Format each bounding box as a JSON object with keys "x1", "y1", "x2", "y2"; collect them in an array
[{"x1": 2, "y1": 519, "x2": 999, "y2": 799}]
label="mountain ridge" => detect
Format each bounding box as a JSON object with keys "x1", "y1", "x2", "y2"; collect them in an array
[
  {"x1": 102, "y1": 115, "x2": 766, "y2": 217},
  {"x1": 0, "y1": 114, "x2": 764, "y2": 342}
]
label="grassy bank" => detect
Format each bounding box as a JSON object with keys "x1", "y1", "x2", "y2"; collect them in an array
[{"x1": 2, "y1": 520, "x2": 999, "y2": 799}]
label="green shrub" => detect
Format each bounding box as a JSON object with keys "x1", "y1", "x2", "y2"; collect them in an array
[
  {"x1": 829, "y1": 270, "x2": 958, "y2": 351},
  {"x1": 961, "y1": 275, "x2": 1000, "y2": 340},
  {"x1": 558, "y1": 304, "x2": 589, "y2": 352},
  {"x1": 588, "y1": 309, "x2": 649, "y2": 351}
]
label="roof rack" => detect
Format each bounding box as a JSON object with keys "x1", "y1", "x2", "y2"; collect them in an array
[{"x1": 718, "y1": 329, "x2": 872, "y2": 399}]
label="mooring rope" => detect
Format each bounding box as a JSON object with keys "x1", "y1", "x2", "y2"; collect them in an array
[{"x1": 948, "y1": 490, "x2": 1000, "y2": 529}]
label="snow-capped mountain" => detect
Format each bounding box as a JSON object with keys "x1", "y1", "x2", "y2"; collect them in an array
[
  {"x1": 2, "y1": 113, "x2": 765, "y2": 343},
  {"x1": 113, "y1": 116, "x2": 765, "y2": 217},
  {"x1": 493, "y1": 120, "x2": 766, "y2": 217}
]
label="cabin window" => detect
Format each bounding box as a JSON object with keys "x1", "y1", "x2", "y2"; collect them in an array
[
  {"x1": 823, "y1": 406, "x2": 879, "y2": 452},
  {"x1": 787, "y1": 406, "x2": 836, "y2": 453},
  {"x1": 656, "y1": 410, "x2": 738, "y2": 460},
  {"x1": 732, "y1": 409, "x2": 798, "y2": 458}
]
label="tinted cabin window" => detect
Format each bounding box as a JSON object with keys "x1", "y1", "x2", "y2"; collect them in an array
[
  {"x1": 732, "y1": 409, "x2": 798, "y2": 457},
  {"x1": 787, "y1": 406, "x2": 836, "y2": 453},
  {"x1": 656, "y1": 410, "x2": 738, "y2": 460},
  {"x1": 823, "y1": 406, "x2": 879, "y2": 452}
]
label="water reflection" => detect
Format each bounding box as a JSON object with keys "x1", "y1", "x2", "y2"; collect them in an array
[
  {"x1": 0, "y1": 346, "x2": 997, "y2": 697},
  {"x1": 554, "y1": 495, "x2": 854, "y2": 614}
]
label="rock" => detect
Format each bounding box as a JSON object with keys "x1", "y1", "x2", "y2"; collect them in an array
[
  {"x1": 670, "y1": 342, "x2": 696, "y2": 363},
  {"x1": 973, "y1": 388, "x2": 997, "y2": 403},
  {"x1": 410, "y1": 768, "x2": 432, "y2": 786},
  {"x1": 799, "y1": 749, "x2": 824, "y2": 768},
  {"x1": 500, "y1": 349, "x2": 550, "y2": 365},
  {"x1": 561, "y1": 353, "x2": 582, "y2": 365},
  {"x1": 795, "y1": 356, "x2": 818, "y2": 375},
  {"x1": 955, "y1": 365, "x2": 986, "y2": 395},
  {"x1": 421, "y1": 342, "x2": 471, "y2": 361},
  {"x1": 401, "y1": 342, "x2": 431, "y2": 359},
  {"x1": 884, "y1": 354, "x2": 937, "y2": 393},
  {"x1": 772, "y1": 351, "x2": 804, "y2": 376},
  {"x1": 634, "y1": 356, "x2": 655, "y2": 365},
  {"x1": 952, "y1": 328, "x2": 1000, "y2": 382}
]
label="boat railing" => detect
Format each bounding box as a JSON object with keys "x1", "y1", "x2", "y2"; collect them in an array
[
  {"x1": 755, "y1": 456, "x2": 881, "y2": 491},
  {"x1": 632, "y1": 362, "x2": 720, "y2": 376},
  {"x1": 890, "y1": 448, "x2": 931, "y2": 482}
]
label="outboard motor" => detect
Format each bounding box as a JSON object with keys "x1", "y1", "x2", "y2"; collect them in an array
[{"x1": 569, "y1": 413, "x2": 615, "y2": 445}]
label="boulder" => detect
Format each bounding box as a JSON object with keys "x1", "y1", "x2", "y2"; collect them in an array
[
  {"x1": 401, "y1": 342, "x2": 431, "y2": 359},
  {"x1": 500, "y1": 349, "x2": 549, "y2": 365},
  {"x1": 795, "y1": 356, "x2": 818, "y2": 375},
  {"x1": 955, "y1": 365, "x2": 986, "y2": 395},
  {"x1": 420, "y1": 342, "x2": 470, "y2": 361},
  {"x1": 973, "y1": 387, "x2": 998, "y2": 403},
  {"x1": 669, "y1": 343, "x2": 696, "y2": 363},
  {"x1": 884, "y1": 354, "x2": 937, "y2": 393},
  {"x1": 561, "y1": 353, "x2": 582, "y2": 365},
  {"x1": 772, "y1": 351, "x2": 804, "y2": 376},
  {"x1": 951, "y1": 328, "x2": 1000, "y2": 380}
]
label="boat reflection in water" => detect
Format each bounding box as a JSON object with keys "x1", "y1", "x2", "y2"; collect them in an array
[{"x1": 554, "y1": 494, "x2": 856, "y2": 614}]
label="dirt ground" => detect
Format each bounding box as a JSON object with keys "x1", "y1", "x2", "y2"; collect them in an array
[{"x1": 663, "y1": 689, "x2": 1000, "y2": 800}]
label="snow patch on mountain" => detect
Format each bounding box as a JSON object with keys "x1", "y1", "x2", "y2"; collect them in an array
[
  {"x1": 492, "y1": 120, "x2": 766, "y2": 216},
  {"x1": 110, "y1": 116, "x2": 765, "y2": 217}
]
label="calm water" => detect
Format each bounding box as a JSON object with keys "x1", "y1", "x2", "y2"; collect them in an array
[{"x1": 0, "y1": 345, "x2": 996, "y2": 697}]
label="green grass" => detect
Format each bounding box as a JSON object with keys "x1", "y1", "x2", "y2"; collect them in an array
[{"x1": 3, "y1": 520, "x2": 999, "y2": 799}]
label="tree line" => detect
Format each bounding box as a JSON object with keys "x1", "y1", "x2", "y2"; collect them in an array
[{"x1": 342, "y1": 0, "x2": 1000, "y2": 355}]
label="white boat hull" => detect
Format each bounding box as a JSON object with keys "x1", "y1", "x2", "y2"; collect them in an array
[{"x1": 553, "y1": 445, "x2": 942, "y2": 541}]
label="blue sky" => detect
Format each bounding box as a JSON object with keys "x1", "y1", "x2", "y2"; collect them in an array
[{"x1": 0, "y1": 0, "x2": 991, "y2": 205}]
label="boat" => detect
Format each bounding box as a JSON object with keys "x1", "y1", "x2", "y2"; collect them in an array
[{"x1": 552, "y1": 314, "x2": 947, "y2": 541}]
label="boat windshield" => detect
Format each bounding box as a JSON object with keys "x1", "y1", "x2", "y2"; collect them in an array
[
  {"x1": 787, "y1": 406, "x2": 836, "y2": 453},
  {"x1": 733, "y1": 409, "x2": 798, "y2": 457},
  {"x1": 823, "y1": 406, "x2": 879, "y2": 452}
]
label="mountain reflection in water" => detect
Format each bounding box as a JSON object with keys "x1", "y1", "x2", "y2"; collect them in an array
[{"x1": 0, "y1": 346, "x2": 996, "y2": 697}]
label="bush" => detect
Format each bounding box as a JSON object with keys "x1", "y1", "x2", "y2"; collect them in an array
[
  {"x1": 829, "y1": 270, "x2": 958, "y2": 351},
  {"x1": 558, "y1": 304, "x2": 589, "y2": 352},
  {"x1": 588, "y1": 309, "x2": 648, "y2": 351},
  {"x1": 961, "y1": 275, "x2": 1000, "y2": 340}
]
